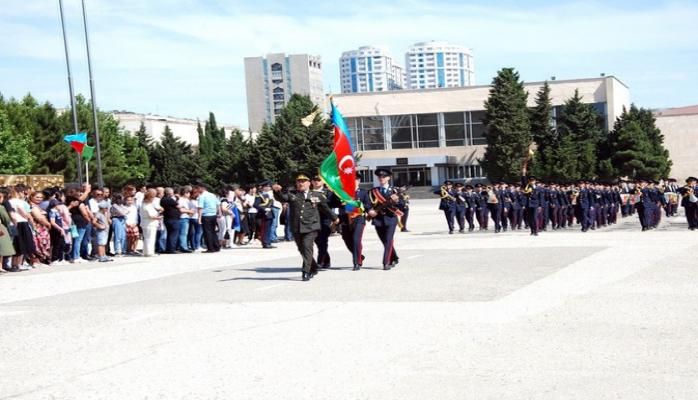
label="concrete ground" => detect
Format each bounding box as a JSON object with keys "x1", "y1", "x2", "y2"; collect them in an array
[{"x1": 1, "y1": 199, "x2": 696, "y2": 400}]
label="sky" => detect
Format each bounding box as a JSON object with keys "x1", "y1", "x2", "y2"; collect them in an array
[{"x1": 1, "y1": 0, "x2": 697, "y2": 128}]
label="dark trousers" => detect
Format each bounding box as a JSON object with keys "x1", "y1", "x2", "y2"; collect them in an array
[
  {"x1": 685, "y1": 203, "x2": 697, "y2": 228},
  {"x1": 527, "y1": 207, "x2": 540, "y2": 234},
  {"x1": 455, "y1": 208, "x2": 465, "y2": 230},
  {"x1": 375, "y1": 223, "x2": 398, "y2": 266},
  {"x1": 487, "y1": 204, "x2": 501, "y2": 231},
  {"x1": 465, "y1": 208, "x2": 475, "y2": 229},
  {"x1": 315, "y1": 222, "x2": 331, "y2": 266},
  {"x1": 443, "y1": 209, "x2": 455, "y2": 232},
  {"x1": 201, "y1": 216, "x2": 220, "y2": 252},
  {"x1": 257, "y1": 217, "x2": 271, "y2": 247},
  {"x1": 501, "y1": 206, "x2": 509, "y2": 229},
  {"x1": 164, "y1": 219, "x2": 180, "y2": 253},
  {"x1": 341, "y1": 222, "x2": 365, "y2": 267},
  {"x1": 295, "y1": 230, "x2": 318, "y2": 273},
  {"x1": 49, "y1": 228, "x2": 65, "y2": 262}
]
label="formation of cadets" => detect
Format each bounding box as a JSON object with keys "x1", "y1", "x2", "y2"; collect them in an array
[
  {"x1": 436, "y1": 175, "x2": 698, "y2": 235},
  {"x1": 272, "y1": 169, "x2": 407, "y2": 281}
]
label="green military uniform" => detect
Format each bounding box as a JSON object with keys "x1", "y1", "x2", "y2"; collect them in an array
[{"x1": 273, "y1": 178, "x2": 337, "y2": 281}]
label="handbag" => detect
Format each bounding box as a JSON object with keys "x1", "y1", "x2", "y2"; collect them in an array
[{"x1": 70, "y1": 224, "x2": 79, "y2": 239}]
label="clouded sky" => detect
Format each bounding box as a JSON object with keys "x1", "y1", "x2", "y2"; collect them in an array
[{"x1": 1, "y1": 0, "x2": 696, "y2": 128}]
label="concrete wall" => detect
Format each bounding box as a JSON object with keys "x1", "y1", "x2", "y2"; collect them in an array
[{"x1": 656, "y1": 113, "x2": 698, "y2": 181}]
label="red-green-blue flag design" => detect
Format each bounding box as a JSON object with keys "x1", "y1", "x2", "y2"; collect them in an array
[
  {"x1": 319, "y1": 102, "x2": 362, "y2": 215},
  {"x1": 63, "y1": 132, "x2": 87, "y2": 155}
]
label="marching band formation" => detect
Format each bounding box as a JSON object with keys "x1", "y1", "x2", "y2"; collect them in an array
[{"x1": 435, "y1": 175, "x2": 698, "y2": 235}]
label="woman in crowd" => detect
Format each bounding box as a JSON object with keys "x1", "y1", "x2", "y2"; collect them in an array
[
  {"x1": 140, "y1": 189, "x2": 161, "y2": 257},
  {"x1": 68, "y1": 192, "x2": 90, "y2": 264},
  {"x1": 9, "y1": 187, "x2": 36, "y2": 270},
  {"x1": 177, "y1": 186, "x2": 195, "y2": 252},
  {"x1": 188, "y1": 188, "x2": 203, "y2": 252},
  {"x1": 0, "y1": 189, "x2": 16, "y2": 273},
  {"x1": 29, "y1": 191, "x2": 52, "y2": 266},
  {"x1": 47, "y1": 198, "x2": 67, "y2": 265},
  {"x1": 110, "y1": 194, "x2": 128, "y2": 257},
  {"x1": 218, "y1": 188, "x2": 236, "y2": 249}
]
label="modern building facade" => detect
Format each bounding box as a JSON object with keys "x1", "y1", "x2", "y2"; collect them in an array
[
  {"x1": 655, "y1": 105, "x2": 698, "y2": 182},
  {"x1": 113, "y1": 111, "x2": 248, "y2": 146},
  {"x1": 405, "y1": 41, "x2": 475, "y2": 90},
  {"x1": 340, "y1": 46, "x2": 405, "y2": 93},
  {"x1": 331, "y1": 76, "x2": 630, "y2": 187},
  {"x1": 244, "y1": 53, "x2": 324, "y2": 133}
]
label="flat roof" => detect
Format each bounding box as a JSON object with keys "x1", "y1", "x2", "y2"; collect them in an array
[
  {"x1": 655, "y1": 105, "x2": 698, "y2": 117},
  {"x1": 330, "y1": 75, "x2": 628, "y2": 98}
]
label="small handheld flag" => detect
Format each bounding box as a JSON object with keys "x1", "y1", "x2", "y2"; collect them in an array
[{"x1": 64, "y1": 132, "x2": 87, "y2": 155}]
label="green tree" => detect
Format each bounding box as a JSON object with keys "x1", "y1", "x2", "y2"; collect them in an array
[
  {"x1": 556, "y1": 90, "x2": 603, "y2": 179},
  {"x1": 122, "y1": 131, "x2": 152, "y2": 184},
  {"x1": 599, "y1": 105, "x2": 672, "y2": 180},
  {"x1": 151, "y1": 125, "x2": 200, "y2": 186},
  {"x1": 0, "y1": 108, "x2": 35, "y2": 173},
  {"x1": 529, "y1": 82, "x2": 556, "y2": 179},
  {"x1": 480, "y1": 68, "x2": 532, "y2": 182}
]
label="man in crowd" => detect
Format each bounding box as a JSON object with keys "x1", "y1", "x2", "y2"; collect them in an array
[{"x1": 196, "y1": 183, "x2": 221, "y2": 253}]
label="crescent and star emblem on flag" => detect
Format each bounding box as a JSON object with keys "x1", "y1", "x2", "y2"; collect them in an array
[{"x1": 338, "y1": 155, "x2": 355, "y2": 175}]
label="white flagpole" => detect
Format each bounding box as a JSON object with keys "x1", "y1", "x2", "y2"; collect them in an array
[{"x1": 85, "y1": 160, "x2": 89, "y2": 184}]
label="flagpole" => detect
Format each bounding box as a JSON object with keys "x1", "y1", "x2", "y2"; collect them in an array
[
  {"x1": 86, "y1": 160, "x2": 89, "y2": 183},
  {"x1": 58, "y1": 0, "x2": 83, "y2": 184},
  {"x1": 80, "y1": 0, "x2": 104, "y2": 188}
]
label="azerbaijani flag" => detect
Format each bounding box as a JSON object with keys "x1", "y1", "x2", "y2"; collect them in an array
[
  {"x1": 319, "y1": 101, "x2": 362, "y2": 215},
  {"x1": 63, "y1": 132, "x2": 87, "y2": 155}
]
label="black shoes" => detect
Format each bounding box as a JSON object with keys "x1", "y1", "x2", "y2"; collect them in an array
[
  {"x1": 448, "y1": 230, "x2": 454, "y2": 234},
  {"x1": 302, "y1": 272, "x2": 310, "y2": 281},
  {"x1": 383, "y1": 264, "x2": 391, "y2": 270},
  {"x1": 352, "y1": 265, "x2": 361, "y2": 271},
  {"x1": 262, "y1": 245, "x2": 276, "y2": 249},
  {"x1": 458, "y1": 229, "x2": 465, "y2": 233}
]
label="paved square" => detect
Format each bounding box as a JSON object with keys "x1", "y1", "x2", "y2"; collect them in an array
[{"x1": 1, "y1": 199, "x2": 696, "y2": 399}]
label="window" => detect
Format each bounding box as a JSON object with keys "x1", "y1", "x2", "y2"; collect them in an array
[
  {"x1": 361, "y1": 116, "x2": 385, "y2": 151},
  {"x1": 416, "y1": 113, "x2": 439, "y2": 148},
  {"x1": 390, "y1": 115, "x2": 413, "y2": 149},
  {"x1": 469, "y1": 110, "x2": 487, "y2": 145},
  {"x1": 444, "y1": 112, "x2": 466, "y2": 147}
]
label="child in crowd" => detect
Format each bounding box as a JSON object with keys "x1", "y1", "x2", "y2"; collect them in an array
[
  {"x1": 94, "y1": 202, "x2": 113, "y2": 262},
  {"x1": 124, "y1": 196, "x2": 140, "y2": 255}
]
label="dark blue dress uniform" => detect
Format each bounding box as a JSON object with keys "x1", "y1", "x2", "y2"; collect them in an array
[
  {"x1": 486, "y1": 185, "x2": 503, "y2": 233},
  {"x1": 370, "y1": 169, "x2": 405, "y2": 270},
  {"x1": 454, "y1": 183, "x2": 467, "y2": 233},
  {"x1": 328, "y1": 176, "x2": 372, "y2": 270},
  {"x1": 474, "y1": 185, "x2": 488, "y2": 229},
  {"x1": 679, "y1": 177, "x2": 698, "y2": 229},
  {"x1": 463, "y1": 186, "x2": 477, "y2": 231},
  {"x1": 435, "y1": 181, "x2": 457, "y2": 233},
  {"x1": 521, "y1": 176, "x2": 545, "y2": 235}
]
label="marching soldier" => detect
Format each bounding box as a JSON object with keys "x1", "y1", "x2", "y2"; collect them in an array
[
  {"x1": 272, "y1": 175, "x2": 338, "y2": 281},
  {"x1": 463, "y1": 184, "x2": 477, "y2": 232},
  {"x1": 679, "y1": 176, "x2": 698, "y2": 230},
  {"x1": 311, "y1": 175, "x2": 333, "y2": 268},
  {"x1": 486, "y1": 183, "x2": 502, "y2": 233},
  {"x1": 454, "y1": 183, "x2": 467, "y2": 233},
  {"x1": 328, "y1": 173, "x2": 371, "y2": 270},
  {"x1": 474, "y1": 183, "x2": 489, "y2": 229},
  {"x1": 435, "y1": 180, "x2": 457, "y2": 234},
  {"x1": 367, "y1": 169, "x2": 405, "y2": 270}
]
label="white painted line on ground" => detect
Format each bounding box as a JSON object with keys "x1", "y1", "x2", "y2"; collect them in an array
[
  {"x1": 255, "y1": 283, "x2": 287, "y2": 291},
  {"x1": 405, "y1": 255, "x2": 422, "y2": 260}
]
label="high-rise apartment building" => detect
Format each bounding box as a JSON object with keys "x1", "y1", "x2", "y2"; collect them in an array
[
  {"x1": 340, "y1": 46, "x2": 405, "y2": 93},
  {"x1": 244, "y1": 53, "x2": 324, "y2": 133},
  {"x1": 405, "y1": 41, "x2": 474, "y2": 89}
]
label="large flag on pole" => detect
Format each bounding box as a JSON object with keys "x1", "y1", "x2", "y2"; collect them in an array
[
  {"x1": 319, "y1": 101, "x2": 362, "y2": 214},
  {"x1": 63, "y1": 132, "x2": 87, "y2": 155},
  {"x1": 82, "y1": 144, "x2": 95, "y2": 161}
]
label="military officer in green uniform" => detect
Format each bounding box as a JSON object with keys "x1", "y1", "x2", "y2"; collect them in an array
[{"x1": 273, "y1": 174, "x2": 338, "y2": 281}]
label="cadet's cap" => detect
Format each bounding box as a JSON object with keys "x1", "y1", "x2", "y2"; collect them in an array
[
  {"x1": 295, "y1": 174, "x2": 310, "y2": 182},
  {"x1": 527, "y1": 176, "x2": 537, "y2": 181},
  {"x1": 258, "y1": 179, "x2": 272, "y2": 187},
  {"x1": 454, "y1": 182, "x2": 464, "y2": 188},
  {"x1": 311, "y1": 175, "x2": 322, "y2": 181},
  {"x1": 686, "y1": 176, "x2": 698, "y2": 182},
  {"x1": 443, "y1": 180, "x2": 454, "y2": 185},
  {"x1": 475, "y1": 183, "x2": 483, "y2": 188},
  {"x1": 465, "y1": 184, "x2": 474, "y2": 189},
  {"x1": 374, "y1": 168, "x2": 392, "y2": 177},
  {"x1": 668, "y1": 178, "x2": 677, "y2": 182}
]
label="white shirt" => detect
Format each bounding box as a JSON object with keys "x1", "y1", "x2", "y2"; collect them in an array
[
  {"x1": 244, "y1": 194, "x2": 257, "y2": 214},
  {"x1": 125, "y1": 205, "x2": 138, "y2": 225}
]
